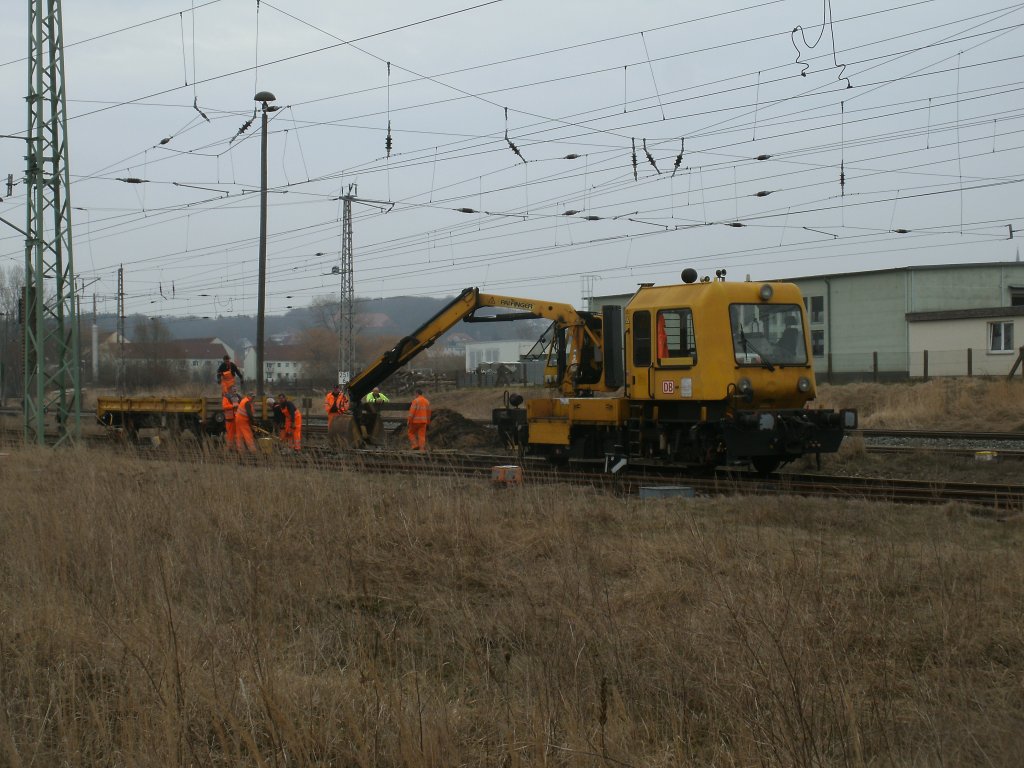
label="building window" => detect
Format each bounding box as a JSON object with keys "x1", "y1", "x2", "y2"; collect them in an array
[
  {"x1": 806, "y1": 295, "x2": 824, "y2": 324},
  {"x1": 1010, "y1": 288, "x2": 1024, "y2": 306},
  {"x1": 989, "y1": 321, "x2": 1014, "y2": 352},
  {"x1": 811, "y1": 329, "x2": 825, "y2": 357}
]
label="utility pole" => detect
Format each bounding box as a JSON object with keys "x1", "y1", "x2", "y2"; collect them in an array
[
  {"x1": 336, "y1": 186, "x2": 392, "y2": 386},
  {"x1": 91, "y1": 293, "x2": 97, "y2": 383},
  {"x1": 254, "y1": 90, "x2": 277, "y2": 401},
  {"x1": 580, "y1": 273, "x2": 599, "y2": 310},
  {"x1": 339, "y1": 184, "x2": 356, "y2": 384},
  {"x1": 117, "y1": 265, "x2": 125, "y2": 395},
  {"x1": 24, "y1": 0, "x2": 80, "y2": 445}
]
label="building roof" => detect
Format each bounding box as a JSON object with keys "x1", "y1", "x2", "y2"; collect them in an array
[
  {"x1": 263, "y1": 343, "x2": 306, "y2": 362},
  {"x1": 784, "y1": 260, "x2": 1024, "y2": 283},
  {"x1": 121, "y1": 340, "x2": 227, "y2": 360},
  {"x1": 591, "y1": 261, "x2": 1024, "y2": 304},
  {"x1": 906, "y1": 306, "x2": 1024, "y2": 322}
]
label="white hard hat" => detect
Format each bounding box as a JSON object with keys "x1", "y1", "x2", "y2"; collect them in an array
[{"x1": 266, "y1": 397, "x2": 275, "y2": 405}]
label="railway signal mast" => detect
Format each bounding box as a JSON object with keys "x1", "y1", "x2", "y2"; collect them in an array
[
  {"x1": 24, "y1": 0, "x2": 80, "y2": 445},
  {"x1": 335, "y1": 185, "x2": 392, "y2": 385}
]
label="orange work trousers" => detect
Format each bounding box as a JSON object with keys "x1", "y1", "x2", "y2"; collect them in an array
[
  {"x1": 408, "y1": 422, "x2": 427, "y2": 450},
  {"x1": 224, "y1": 418, "x2": 237, "y2": 450},
  {"x1": 287, "y1": 412, "x2": 302, "y2": 451},
  {"x1": 235, "y1": 419, "x2": 256, "y2": 453}
]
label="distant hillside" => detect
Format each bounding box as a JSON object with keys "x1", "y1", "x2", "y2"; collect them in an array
[{"x1": 93, "y1": 292, "x2": 549, "y2": 355}]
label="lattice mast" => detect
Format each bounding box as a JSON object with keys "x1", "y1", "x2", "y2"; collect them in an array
[
  {"x1": 339, "y1": 183, "x2": 356, "y2": 384},
  {"x1": 24, "y1": 0, "x2": 80, "y2": 445}
]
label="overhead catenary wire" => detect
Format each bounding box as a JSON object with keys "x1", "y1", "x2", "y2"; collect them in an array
[{"x1": 5, "y1": 0, "x2": 1023, "y2": 313}]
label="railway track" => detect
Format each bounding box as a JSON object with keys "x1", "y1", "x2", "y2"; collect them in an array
[
  {"x1": 65, "y1": 433, "x2": 1024, "y2": 514},
  {"x1": 5, "y1": 413, "x2": 1022, "y2": 512}
]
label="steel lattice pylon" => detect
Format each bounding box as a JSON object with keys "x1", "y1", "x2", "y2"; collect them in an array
[
  {"x1": 24, "y1": 0, "x2": 80, "y2": 445},
  {"x1": 339, "y1": 184, "x2": 356, "y2": 384}
]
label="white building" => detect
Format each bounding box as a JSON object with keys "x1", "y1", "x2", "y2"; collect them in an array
[{"x1": 464, "y1": 340, "x2": 538, "y2": 372}]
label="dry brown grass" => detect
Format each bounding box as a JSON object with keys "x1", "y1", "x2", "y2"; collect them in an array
[
  {"x1": 817, "y1": 378, "x2": 1024, "y2": 432},
  {"x1": 1, "y1": 446, "x2": 1023, "y2": 766}
]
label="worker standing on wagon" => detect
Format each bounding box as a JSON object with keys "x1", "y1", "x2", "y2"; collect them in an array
[
  {"x1": 363, "y1": 386, "x2": 389, "y2": 405},
  {"x1": 235, "y1": 390, "x2": 257, "y2": 453},
  {"x1": 216, "y1": 355, "x2": 243, "y2": 395},
  {"x1": 407, "y1": 388, "x2": 431, "y2": 451},
  {"x1": 222, "y1": 386, "x2": 240, "y2": 451},
  {"x1": 324, "y1": 384, "x2": 348, "y2": 429},
  {"x1": 278, "y1": 393, "x2": 302, "y2": 451}
]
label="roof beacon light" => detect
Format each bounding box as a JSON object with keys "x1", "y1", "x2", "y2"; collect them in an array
[{"x1": 758, "y1": 284, "x2": 774, "y2": 301}]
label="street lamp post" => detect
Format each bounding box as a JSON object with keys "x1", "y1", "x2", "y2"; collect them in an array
[{"x1": 254, "y1": 90, "x2": 277, "y2": 401}]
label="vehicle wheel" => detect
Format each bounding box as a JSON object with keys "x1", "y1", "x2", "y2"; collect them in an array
[{"x1": 751, "y1": 456, "x2": 781, "y2": 475}]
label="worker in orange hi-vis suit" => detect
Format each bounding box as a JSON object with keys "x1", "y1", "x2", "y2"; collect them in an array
[
  {"x1": 234, "y1": 391, "x2": 257, "y2": 453},
  {"x1": 279, "y1": 393, "x2": 302, "y2": 451},
  {"x1": 222, "y1": 386, "x2": 240, "y2": 450},
  {"x1": 407, "y1": 388, "x2": 431, "y2": 450},
  {"x1": 216, "y1": 354, "x2": 243, "y2": 395},
  {"x1": 324, "y1": 384, "x2": 348, "y2": 429}
]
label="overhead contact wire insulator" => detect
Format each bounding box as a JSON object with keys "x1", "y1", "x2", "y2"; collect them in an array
[
  {"x1": 671, "y1": 138, "x2": 684, "y2": 177},
  {"x1": 385, "y1": 120, "x2": 393, "y2": 158},
  {"x1": 192, "y1": 96, "x2": 210, "y2": 123},
  {"x1": 504, "y1": 129, "x2": 525, "y2": 163},
  {"x1": 631, "y1": 138, "x2": 638, "y2": 181},
  {"x1": 643, "y1": 138, "x2": 660, "y2": 174},
  {"x1": 756, "y1": 154, "x2": 772, "y2": 161}
]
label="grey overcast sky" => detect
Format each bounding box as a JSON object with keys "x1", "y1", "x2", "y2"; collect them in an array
[{"x1": 1, "y1": 0, "x2": 1022, "y2": 323}]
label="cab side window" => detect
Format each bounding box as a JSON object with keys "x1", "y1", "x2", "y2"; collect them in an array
[
  {"x1": 633, "y1": 311, "x2": 651, "y2": 367},
  {"x1": 657, "y1": 309, "x2": 695, "y2": 361}
]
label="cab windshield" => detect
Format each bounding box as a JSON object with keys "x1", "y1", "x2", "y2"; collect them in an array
[{"x1": 729, "y1": 303, "x2": 807, "y2": 366}]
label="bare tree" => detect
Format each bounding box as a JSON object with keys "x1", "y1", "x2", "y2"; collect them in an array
[
  {"x1": 0, "y1": 266, "x2": 22, "y2": 403},
  {"x1": 128, "y1": 317, "x2": 185, "y2": 389},
  {"x1": 294, "y1": 326, "x2": 337, "y2": 384},
  {"x1": 309, "y1": 295, "x2": 340, "y2": 334}
]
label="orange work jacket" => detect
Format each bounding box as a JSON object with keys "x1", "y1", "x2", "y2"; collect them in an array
[
  {"x1": 408, "y1": 395, "x2": 431, "y2": 425},
  {"x1": 236, "y1": 396, "x2": 253, "y2": 423}
]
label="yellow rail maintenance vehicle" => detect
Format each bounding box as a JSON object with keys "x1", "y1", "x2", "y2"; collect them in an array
[{"x1": 335, "y1": 267, "x2": 856, "y2": 474}]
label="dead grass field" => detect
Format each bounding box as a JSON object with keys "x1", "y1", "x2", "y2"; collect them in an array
[{"x1": 1, "y1": 446, "x2": 1023, "y2": 766}]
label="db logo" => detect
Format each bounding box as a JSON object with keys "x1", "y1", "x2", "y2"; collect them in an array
[{"x1": 662, "y1": 380, "x2": 675, "y2": 394}]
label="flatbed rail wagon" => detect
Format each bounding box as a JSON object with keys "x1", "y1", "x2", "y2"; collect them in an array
[{"x1": 96, "y1": 396, "x2": 271, "y2": 439}]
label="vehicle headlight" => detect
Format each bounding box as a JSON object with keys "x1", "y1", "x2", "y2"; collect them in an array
[
  {"x1": 797, "y1": 376, "x2": 811, "y2": 392},
  {"x1": 737, "y1": 377, "x2": 753, "y2": 396},
  {"x1": 758, "y1": 283, "x2": 774, "y2": 301}
]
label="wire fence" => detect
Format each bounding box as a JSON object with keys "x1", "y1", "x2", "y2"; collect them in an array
[{"x1": 819, "y1": 346, "x2": 1024, "y2": 383}]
